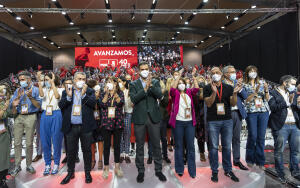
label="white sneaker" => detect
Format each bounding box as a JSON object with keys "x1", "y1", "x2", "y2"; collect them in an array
[{"x1": 51, "y1": 164, "x2": 59, "y2": 175}]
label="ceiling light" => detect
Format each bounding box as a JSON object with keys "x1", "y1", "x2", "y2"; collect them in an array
[
  {"x1": 147, "y1": 19, "x2": 151, "y2": 23},
  {"x1": 108, "y1": 19, "x2": 112, "y2": 23},
  {"x1": 251, "y1": 5, "x2": 256, "y2": 9},
  {"x1": 209, "y1": 35, "x2": 212, "y2": 38},
  {"x1": 52, "y1": 0, "x2": 57, "y2": 2},
  {"x1": 221, "y1": 26, "x2": 225, "y2": 29},
  {"x1": 113, "y1": 35, "x2": 116, "y2": 38},
  {"x1": 16, "y1": 16, "x2": 21, "y2": 20},
  {"x1": 0, "y1": 4, "x2": 4, "y2": 8},
  {"x1": 180, "y1": 13, "x2": 184, "y2": 20},
  {"x1": 6, "y1": 8, "x2": 12, "y2": 13},
  {"x1": 201, "y1": 40, "x2": 204, "y2": 43},
  {"x1": 172, "y1": 37, "x2": 175, "y2": 40},
  {"x1": 30, "y1": 26, "x2": 35, "y2": 30},
  {"x1": 176, "y1": 31, "x2": 180, "y2": 34},
  {"x1": 193, "y1": 12, "x2": 197, "y2": 15},
  {"x1": 77, "y1": 32, "x2": 81, "y2": 35},
  {"x1": 220, "y1": 45, "x2": 223, "y2": 48},
  {"x1": 184, "y1": 21, "x2": 189, "y2": 25},
  {"x1": 141, "y1": 40, "x2": 144, "y2": 43},
  {"x1": 62, "y1": 11, "x2": 66, "y2": 15},
  {"x1": 203, "y1": 0, "x2": 209, "y2": 3},
  {"x1": 50, "y1": 42, "x2": 54, "y2": 45},
  {"x1": 43, "y1": 36, "x2": 47, "y2": 39},
  {"x1": 142, "y1": 35, "x2": 145, "y2": 38},
  {"x1": 112, "y1": 29, "x2": 115, "y2": 32},
  {"x1": 29, "y1": 46, "x2": 32, "y2": 49},
  {"x1": 105, "y1": 0, "x2": 109, "y2": 4},
  {"x1": 234, "y1": 17, "x2": 239, "y2": 21},
  {"x1": 58, "y1": 46, "x2": 61, "y2": 49},
  {"x1": 152, "y1": 0, "x2": 156, "y2": 4},
  {"x1": 194, "y1": 45, "x2": 197, "y2": 48},
  {"x1": 85, "y1": 42, "x2": 89, "y2": 45},
  {"x1": 226, "y1": 15, "x2": 230, "y2": 19},
  {"x1": 257, "y1": 26, "x2": 261, "y2": 29},
  {"x1": 69, "y1": 22, "x2": 74, "y2": 25},
  {"x1": 144, "y1": 29, "x2": 147, "y2": 32}
]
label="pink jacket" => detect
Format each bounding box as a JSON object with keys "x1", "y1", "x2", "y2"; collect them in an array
[{"x1": 168, "y1": 87, "x2": 199, "y2": 128}]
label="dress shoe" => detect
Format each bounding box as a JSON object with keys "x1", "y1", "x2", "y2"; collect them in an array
[
  {"x1": 211, "y1": 173, "x2": 218, "y2": 182},
  {"x1": 75, "y1": 156, "x2": 80, "y2": 163},
  {"x1": 61, "y1": 157, "x2": 67, "y2": 164},
  {"x1": 147, "y1": 157, "x2": 153, "y2": 164},
  {"x1": 136, "y1": 173, "x2": 144, "y2": 183},
  {"x1": 163, "y1": 157, "x2": 171, "y2": 164},
  {"x1": 224, "y1": 171, "x2": 239, "y2": 182},
  {"x1": 233, "y1": 162, "x2": 249, "y2": 170},
  {"x1": 155, "y1": 172, "x2": 167, "y2": 182},
  {"x1": 125, "y1": 156, "x2": 131, "y2": 164},
  {"x1": 60, "y1": 173, "x2": 75, "y2": 185},
  {"x1": 85, "y1": 172, "x2": 92, "y2": 184},
  {"x1": 200, "y1": 153, "x2": 206, "y2": 162},
  {"x1": 32, "y1": 155, "x2": 42, "y2": 162}
]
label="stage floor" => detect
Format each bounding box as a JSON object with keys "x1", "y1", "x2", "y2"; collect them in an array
[{"x1": 13, "y1": 142, "x2": 265, "y2": 188}]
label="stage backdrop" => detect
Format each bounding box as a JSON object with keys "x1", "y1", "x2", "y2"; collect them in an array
[{"x1": 74, "y1": 45, "x2": 183, "y2": 69}]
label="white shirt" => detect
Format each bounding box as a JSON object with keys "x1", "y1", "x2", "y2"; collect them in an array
[
  {"x1": 278, "y1": 88, "x2": 296, "y2": 124},
  {"x1": 176, "y1": 93, "x2": 192, "y2": 121},
  {"x1": 40, "y1": 88, "x2": 64, "y2": 111},
  {"x1": 124, "y1": 89, "x2": 133, "y2": 113}
]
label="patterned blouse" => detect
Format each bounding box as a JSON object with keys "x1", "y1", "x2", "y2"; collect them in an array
[
  {"x1": 243, "y1": 83, "x2": 268, "y2": 113},
  {"x1": 99, "y1": 91, "x2": 124, "y2": 130}
]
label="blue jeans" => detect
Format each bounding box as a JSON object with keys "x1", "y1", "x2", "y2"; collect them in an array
[
  {"x1": 173, "y1": 120, "x2": 196, "y2": 177},
  {"x1": 208, "y1": 119, "x2": 233, "y2": 174},
  {"x1": 245, "y1": 112, "x2": 269, "y2": 166},
  {"x1": 272, "y1": 124, "x2": 300, "y2": 177}
]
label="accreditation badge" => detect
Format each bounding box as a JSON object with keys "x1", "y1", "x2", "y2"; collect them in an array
[
  {"x1": 94, "y1": 110, "x2": 100, "y2": 120},
  {"x1": 72, "y1": 105, "x2": 81, "y2": 116},
  {"x1": 46, "y1": 105, "x2": 53, "y2": 116},
  {"x1": 108, "y1": 107, "x2": 116, "y2": 118},
  {"x1": 185, "y1": 108, "x2": 191, "y2": 119},
  {"x1": 21, "y1": 104, "x2": 28, "y2": 114},
  {"x1": 217, "y1": 103, "x2": 225, "y2": 115},
  {"x1": 0, "y1": 121, "x2": 6, "y2": 134},
  {"x1": 255, "y1": 98, "x2": 263, "y2": 108}
]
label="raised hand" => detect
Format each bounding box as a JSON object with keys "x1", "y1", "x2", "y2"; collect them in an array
[
  {"x1": 12, "y1": 98, "x2": 20, "y2": 107},
  {"x1": 211, "y1": 82, "x2": 217, "y2": 93},
  {"x1": 179, "y1": 68, "x2": 184, "y2": 77},
  {"x1": 25, "y1": 88, "x2": 33, "y2": 98},
  {"x1": 192, "y1": 67, "x2": 197, "y2": 77},
  {"x1": 81, "y1": 84, "x2": 88, "y2": 95}
]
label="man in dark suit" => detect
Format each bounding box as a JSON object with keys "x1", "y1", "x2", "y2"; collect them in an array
[
  {"x1": 59, "y1": 72, "x2": 97, "y2": 185},
  {"x1": 129, "y1": 62, "x2": 167, "y2": 183},
  {"x1": 268, "y1": 75, "x2": 300, "y2": 184}
]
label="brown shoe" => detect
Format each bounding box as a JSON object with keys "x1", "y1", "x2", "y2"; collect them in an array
[
  {"x1": 200, "y1": 153, "x2": 206, "y2": 162},
  {"x1": 125, "y1": 156, "x2": 131, "y2": 164},
  {"x1": 91, "y1": 160, "x2": 96, "y2": 169},
  {"x1": 98, "y1": 160, "x2": 103, "y2": 170},
  {"x1": 120, "y1": 156, "x2": 125, "y2": 163},
  {"x1": 32, "y1": 155, "x2": 42, "y2": 162}
]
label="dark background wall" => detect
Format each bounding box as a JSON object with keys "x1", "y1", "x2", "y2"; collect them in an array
[
  {"x1": 0, "y1": 36, "x2": 52, "y2": 80},
  {"x1": 202, "y1": 12, "x2": 299, "y2": 83}
]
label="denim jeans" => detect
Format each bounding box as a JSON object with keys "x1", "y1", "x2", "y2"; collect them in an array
[
  {"x1": 245, "y1": 112, "x2": 269, "y2": 166},
  {"x1": 272, "y1": 124, "x2": 300, "y2": 177},
  {"x1": 173, "y1": 120, "x2": 196, "y2": 177},
  {"x1": 148, "y1": 119, "x2": 168, "y2": 158},
  {"x1": 208, "y1": 119, "x2": 233, "y2": 174}
]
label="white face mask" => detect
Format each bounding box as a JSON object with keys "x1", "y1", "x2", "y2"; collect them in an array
[
  {"x1": 249, "y1": 72, "x2": 257, "y2": 79},
  {"x1": 212, "y1": 74, "x2": 221, "y2": 82},
  {"x1": 174, "y1": 76, "x2": 179, "y2": 80},
  {"x1": 140, "y1": 70, "x2": 149, "y2": 78},
  {"x1": 118, "y1": 83, "x2": 124, "y2": 89},
  {"x1": 287, "y1": 85, "x2": 296, "y2": 93},
  {"x1": 76, "y1": 80, "x2": 85, "y2": 89},
  {"x1": 107, "y1": 83, "x2": 114, "y2": 90},
  {"x1": 186, "y1": 84, "x2": 191, "y2": 89},
  {"x1": 178, "y1": 84, "x2": 186, "y2": 91}
]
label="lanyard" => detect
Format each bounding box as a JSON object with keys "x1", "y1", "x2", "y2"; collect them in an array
[
  {"x1": 181, "y1": 93, "x2": 189, "y2": 107},
  {"x1": 110, "y1": 95, "x2": 115, "y2": 107},
  {"x1": 47, "y1": 89, "x2": 54, "y2": 106},
  {"x1": 74, "y1": 90, "x2": 81, "y2": 103},
  {"x1": 216, "y1": 83, "x2": 223, "y2": 102}
]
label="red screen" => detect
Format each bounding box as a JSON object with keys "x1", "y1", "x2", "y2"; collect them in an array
[{"x1": 75, "y1": 46, "x2": 138, "y2": 69}]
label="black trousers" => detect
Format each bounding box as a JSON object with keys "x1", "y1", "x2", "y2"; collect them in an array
[
  {"x1": 66, "y1": 124, "x2": 93, "y2": 173},
  {"x1": 103, "y1": 128, "x2": 123, "y2": 166},
  {"x1": 135, "y1": 115, "x2": 163, "y2": 173}
]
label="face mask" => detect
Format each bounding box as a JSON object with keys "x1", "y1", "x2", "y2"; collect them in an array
[
  {"x1": 178, "y1": 84, "x2": 186, "y2": 91},
  {"x1": 212, "y1": 74, "x2": 221, "y2": 82},
  {"x1": 229, "y1": 73, "x2": 236, "y2": 81},
  {"x1": 76, "y1": 81, "x2": 85, "y2": 89},
  {"x1": 118, "y1": 83, "x2": 124, "y2": 89},
  {"x1": 94, "y1": 85, "x2": 100, "y2": 91},
  {"x1": 186, "y1": 84, "x2": 191, "y2": 89},
  {"x1": 287, "y1": 85, "x2": 296, "y2": 93},
  {"x1": 174, "y1": 76, "x2": 179, "y2": 80},
  {"x1": 20, "y1": 81, "x2": 28, "y2": 88},
  {"x1": 249, "y1": 72, "x2": 257, "y2": 79},
  {"x1": 107, "y1": 83, "x2": 114, "y2": 90},
  {"x1": 45, "y1": 81, "x2": 51, "y2": 88},
  {"x1": 140, "y1": 70, "x2": 149, "y2": 78}
]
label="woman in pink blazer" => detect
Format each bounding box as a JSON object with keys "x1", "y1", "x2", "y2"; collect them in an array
[{"x1": 169, "y1": 68, "x2": 199, "y2": 178}]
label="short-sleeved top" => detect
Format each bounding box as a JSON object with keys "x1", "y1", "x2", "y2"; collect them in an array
[
  {"x1": 40, "y1": 88, "x2": 64, "y2": 111},
  {"x1": 203, "y1": 83, "x2": 233, "y2": 121},
  {"x1": 243, "y1": 83, "x2": 268, "y2": 113}
]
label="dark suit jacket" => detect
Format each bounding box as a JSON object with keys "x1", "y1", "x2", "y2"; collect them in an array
[
  {"x1": 268, "y1": 89, "x2": 300, "y2": 131},
  {"x1": 129, "y1": 78, "x2": 162, "y2": 125},
  {"x1": 59, "y1": 87, "x2": 97, "y2": 134}
]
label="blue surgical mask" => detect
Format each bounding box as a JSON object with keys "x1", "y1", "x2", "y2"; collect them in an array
[
  {"x1": 287, "y1": 85, "x2": 296, "y2": 93},
  {"x1": 20, "y1": 81, "x2": 28, "y2": 88},
  {"x1": 230, "y1": 73, "x2": 236, "y2": 81},
  {"x1": 45, "y1": 81, "x2": 51, "y2": 88}
]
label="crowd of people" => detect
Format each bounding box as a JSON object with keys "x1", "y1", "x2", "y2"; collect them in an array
[{"x1": 0, "y1": 50, "x2": 300, "y2": 188}]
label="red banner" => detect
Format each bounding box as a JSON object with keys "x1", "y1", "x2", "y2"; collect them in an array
[{"x1": 75, "y1": 46, "x2": 138, "y2": 69}]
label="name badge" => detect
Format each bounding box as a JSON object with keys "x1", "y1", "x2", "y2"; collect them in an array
[
  {"x1": 217, "y1": 103, "x2": 225, "y2": 115},
  {"x1": 21, "y1": 104, "x2": 28, "y2": 114},
  {"x1": 94, "y1": 110, "x2": 100, "y2": 120},
  {"x1": 46, "y1": 105, "x2": 53, "y2": 116},
  {"x1": 108, "y1": 107, "x2": 116, "y2": 118},
  {"x1": 73, "y1": 105, "x2": 81, "y2": 116},
  {"x1": 0, "y1": 121, "x2": 6, "y2": 134},
  {"x1": 185, "y1": 108, "x2": 191, "y2": 119},
  {"x1": 255, "y1": 98, "x2": 262, "y2": 108}
]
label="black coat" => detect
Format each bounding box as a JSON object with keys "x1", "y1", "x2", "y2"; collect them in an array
[
  {"x1": 268, "y1": 89, "x2": 300, "y2": 131},
  {"x1": 59, "y1": 87, "x2": 97, "y2": 134}
]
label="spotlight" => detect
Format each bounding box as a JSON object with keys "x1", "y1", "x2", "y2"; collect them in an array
[
  {"x1": 193, "y1": 12, "x2": 197, "y2": 15},
  {"x1": 201, "y1": 40, "x2": 204, "y2": 43},
  {"x1": 43, "y1": 36, "x2": 47, "y2": 39},
  {"x1": 180, "y1": 13, "x2": 184, "y2": 20},
  {"x1": 194, "y1": 45, "x2": 197, "y2": 48},
  {"x1": 226, "y1": 15, "x2": 230, "y2": 19},
  {"x1": 142, "y1": 35, "x2": 145, "y2": 38},
  {"x1": 85, "y1": 42, "x2": 89, "y2": 45},
  {"x1": 209, "y1": 35, "x2": 212, "y2": 38},
  {"x1": 131, "y1": 14, "x2": 135, "y2": 20},
  {"x1": 172, "y1": 37, "x2": 175, "y2": 40},
  {"x1": 112, "y1": 29, "x2": 115, "y2": 32},
  {"x1": 152, "y1": 0, "x2": 156, "y2": 4},
  {"x1": 58, "y1": 46, "x2": 61, "y2": 49},
  {"x1": 221, "y1": 26, "x2": 225, "y2": 29},
  {"x1": 147, "y1": 19, "x2": 151, "y2": 23},
  {"x1": 16, "y1": 16, "x2": 21, "y2": 20},
  {"x1": 176, "y1": 31, "x2": 180, "y2": 34},
  {"x1": 29, "y1": 46, "x2": 32, "y2": 49},
  {"x1": 257, "y1": 26, "x2": 261, "y2": 29},
  {"x1": 251, "y1": 5, "x2": 256, "y2": 9},
  {"x1": 144, "y1": 29, "x2": 147, "y2": 32},
  {"x1": 69, "y1": 22, "x2": 74, "y2": 25},
  {"x1": 184, "y1": 21, "x2": 189, "y2": 25},
  {"x1": 0, "y1": 4, "x2": 3, "y2": 8},
  {"x1": 30, "y1": 26, "x2": 35, "y2": 30},
  {"x1": 220, "y1": 45, "x2": 223, "y2": 48},
  {"x1": 52, "y1": 0, "x2": 57, "y2": 2},
  {"x1": 113, "y1": 35, "x2": 116, "y2": 38},
  {"x1": 234, "y1": 17, "x2": 239, "y2": 21},
  {"x1": 105, "y1": 0, "x2": 109, "y2": 4},
  {"x1": 77, "y1": 32, "x2": 81, "y2": 35},
  {"x1": 28, "y1": 12, "x2": 33, "y2": 19},
  {"x1": 108, "y1": 19, "x2": 112, "y2": 23},
  {"x1": 62, "y1": 11, "x2": 66, "y2": 15},
  {"x1": 203, "y1": 0, "x2": 208, "y2": 3},
  {"x1": 50, "y1": 42, "x2": 54, "y2": 45}
]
